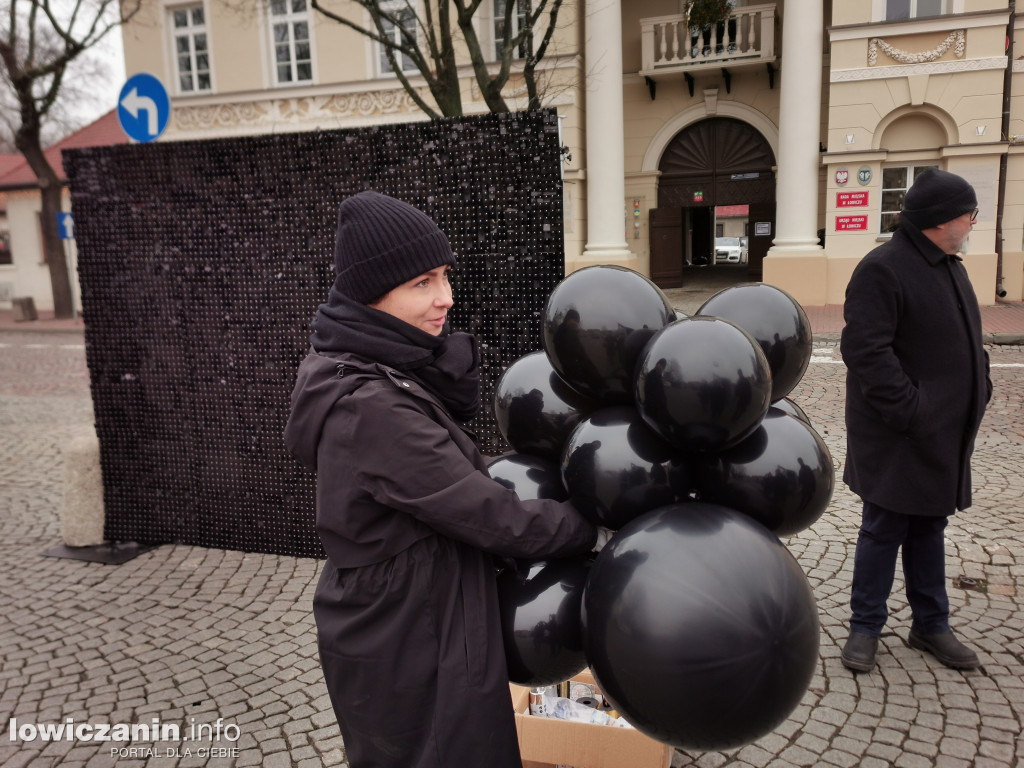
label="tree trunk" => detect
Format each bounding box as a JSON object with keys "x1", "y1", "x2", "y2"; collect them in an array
[
  {"x1": 16, "y1": 127, "x2": 74, "y2": 319},
  {"x1": 41, "y1": 183, "x2": 73, "y2": 319}
]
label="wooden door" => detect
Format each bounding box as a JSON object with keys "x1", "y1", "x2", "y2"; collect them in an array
[
  {"x1": 650, "y1": 207, "x2": 683, "y2": 287},
  {"x1": 746, "y1": 202, "x2": 775, "y2": 281}
]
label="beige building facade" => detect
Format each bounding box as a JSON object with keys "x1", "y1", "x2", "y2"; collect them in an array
[{"x1": 113, "y1": 0, "x2": 1024, "y2": 307}]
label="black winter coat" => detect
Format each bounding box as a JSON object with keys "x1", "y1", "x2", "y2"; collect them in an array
[
  {"x1": 841, "y1": 223, "x2": 991, "y2": 515},
  {"x1": 284, "y1": 351, "x2": 597, "y2": 768}
]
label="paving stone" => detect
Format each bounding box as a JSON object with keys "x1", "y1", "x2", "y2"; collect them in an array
[{"x1": 2, "y1": 329, "x2": 1023, "y2": 767}]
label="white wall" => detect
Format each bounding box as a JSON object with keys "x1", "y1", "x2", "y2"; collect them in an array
[{"x1": 1, "y1": 190, "x2": 79, "y2": 314}]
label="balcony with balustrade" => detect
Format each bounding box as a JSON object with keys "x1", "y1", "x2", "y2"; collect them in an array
[{"x1": 640, "y1": 3, "x2": 777, "y2": 95}]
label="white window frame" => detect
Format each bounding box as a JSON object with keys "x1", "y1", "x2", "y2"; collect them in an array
[
  {"x1": 871, "y1": 0, "x2": 963, "y2": 22},
  {"x1": 375, "y1": 1, "x2": 419, "y2": 77},
  {"x1": 492, "y1": 0, "x2": 527, "y2": 61},
  {"x1": 169, "y1": 3, "x2": 212, "y2": 95},
  {"x1": 268, "y1": 0, "x2": 314, "y2": 86},
  {"x1": 879, "y1": 163, "x2": 938, "y2": 235}
]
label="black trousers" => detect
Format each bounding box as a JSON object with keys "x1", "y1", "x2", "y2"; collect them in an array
[{"x1": 849, "y1": 501, "x2": 951, "y2": 637}]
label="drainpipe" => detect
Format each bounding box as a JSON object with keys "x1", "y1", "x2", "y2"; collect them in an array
[{"x1": 995, "y1": 0, "x2": 1015, "y2": 298}]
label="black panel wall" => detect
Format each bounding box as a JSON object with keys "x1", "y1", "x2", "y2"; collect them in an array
[{"x1": 64, "y1": 110, "x2": 565, "y2": 558}]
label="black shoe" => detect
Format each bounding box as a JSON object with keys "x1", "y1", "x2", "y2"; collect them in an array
[
  {"x1": 908, "y1": 629, "x2": 980, "y2": 669},
  {"x1": 841, "y1": 631, "x2": 878, "y2": 672}
]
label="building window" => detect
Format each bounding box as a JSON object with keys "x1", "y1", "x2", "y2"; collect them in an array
[
  {"x1": 270, "y1": 0, "x2": 313, "y2": 84},
  {"x1": 0, "y1": 232, "x2": 11, "y2": 266},
  {"x1": 494, "y1": 0, "x2": 526, "y2": 60},
  {"x1": 377, "y1": 3, "x2": 418, "y2": 74},
  {"x1": 886, "y1": 0, "x2": 947, "y2": 20},
  {"x1": 171, "y1": 5, "x2": 211, "y2": 93},
  {"x1": 880, "y1": 164, "x2": 937, "y2": 234}
]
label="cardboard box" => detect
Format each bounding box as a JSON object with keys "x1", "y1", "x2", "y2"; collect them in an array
[{"x1": 510, "y1": 670, "x2": 672, "y2": 768}]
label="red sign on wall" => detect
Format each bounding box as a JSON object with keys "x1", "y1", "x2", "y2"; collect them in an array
[
  {"x1": 836, "y1": 191, "x2": 869, "y2": 207},
  {"x1": 836, "y1": 215, "x2": 869, "y2": 231}
]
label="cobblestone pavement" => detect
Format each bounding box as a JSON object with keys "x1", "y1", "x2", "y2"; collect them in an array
[{"x1": 1, "y1": 330, "x2": 1022, "y2": 768}]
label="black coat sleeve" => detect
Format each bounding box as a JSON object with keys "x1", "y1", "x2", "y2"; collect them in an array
[{"x1": 329, "y1": 386, "x2": 598, "y2": 559}]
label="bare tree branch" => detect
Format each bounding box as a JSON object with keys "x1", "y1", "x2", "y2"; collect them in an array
[
  {"x1": 308, "y1": 0, "x2": 568, "y2": 118},
  {"x1": 0, "y1": 0, "x2": 144, "y2": 318}
]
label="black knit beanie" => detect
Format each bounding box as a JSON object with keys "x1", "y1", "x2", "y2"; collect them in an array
[
  {"x1": 901, "y1": 168, "x2": 977, "y2": 230},
  {"x1": 333, "y1": 191, "x2": 457, "y2": 304}
]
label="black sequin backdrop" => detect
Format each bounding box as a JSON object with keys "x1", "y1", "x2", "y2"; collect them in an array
[{"x1": 63, "y1": 110, "x2": 565, "y2": 558}]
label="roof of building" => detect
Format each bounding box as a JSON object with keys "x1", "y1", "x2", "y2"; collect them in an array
[{"x1": 0, "y1": 110, "x2": 127, "y2": 190}]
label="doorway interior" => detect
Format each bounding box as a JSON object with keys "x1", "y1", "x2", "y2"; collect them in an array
[{"x1": 649, "y1": 117, "x2": 776, "y2": 289}]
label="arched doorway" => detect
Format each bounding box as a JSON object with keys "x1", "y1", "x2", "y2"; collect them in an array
[{"x1": 650, "y1": 117, "x2": 776, "y2": 288}]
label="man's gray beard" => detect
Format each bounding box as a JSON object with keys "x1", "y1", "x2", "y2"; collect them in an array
[{"x1": 957, "y1": 234, "x2": 970, "y2": 254}]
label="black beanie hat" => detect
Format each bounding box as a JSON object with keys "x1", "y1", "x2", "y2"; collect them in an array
[
  {"x1": 901, "y1": 168, "x2": 977, "y2": 230},
  {"x1": 333, "y1": 191, "x2": 457, "y2": 304}
]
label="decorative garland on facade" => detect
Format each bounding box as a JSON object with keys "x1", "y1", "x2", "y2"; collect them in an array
[
  {"x1": 172, "y1": 89, "x2": 426, "y2": 131},
  {"x1": 868, "y1": 29, "x2": 965, "y2": 66}
]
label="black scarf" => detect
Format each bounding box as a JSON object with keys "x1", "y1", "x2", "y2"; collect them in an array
[{"x1": 310, "y1": 284, "x2": 481, "y2": 422}]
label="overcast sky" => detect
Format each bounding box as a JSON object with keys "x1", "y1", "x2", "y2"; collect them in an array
[{"x1": 80, "y1": 25, "x2": 126, "y2": 126}]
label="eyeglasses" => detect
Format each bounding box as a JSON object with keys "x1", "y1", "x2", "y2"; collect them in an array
[{"x1": 969, "y1": 208, "x2": 979, "y2": 222}]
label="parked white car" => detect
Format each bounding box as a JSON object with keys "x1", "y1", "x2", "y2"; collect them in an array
[{"x1": 715, "y1": 237, "x2": 744, "y2": 264}]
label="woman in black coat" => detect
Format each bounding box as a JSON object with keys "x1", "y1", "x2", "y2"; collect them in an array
[
  {"x1": 284, "y1": 191, "x2": 601, "y2": 768},
  {"x1": 840, "y1": 168, "x2": 991, "y2": 674}
]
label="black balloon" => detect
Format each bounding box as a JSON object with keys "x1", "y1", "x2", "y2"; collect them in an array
[
  {"x1": 696, "y1": 407, "x2": 835, "y2": 536},
  {"x1": 542, "y1": 266, "x2": 676, "y2": 404},
  {"x1": 488, "y1": 453, "x2": 568, "y2": 502},
  {"x1": 581, "y1": 503, "x2": 820, "y2": 751},
  {"x1": 497, "y1": 557, "x2": 591, "y2": 686},
  {"x1": 494, "y1": 351, "x2": 598, "y2": 463},
  {"x1": 697, "y1": 283, "x2": 812, "y2": 403},
  {"x1": 773, "y1": 396, "x2": 811, "y2": 425},
  {"x1": 635, "y1": 317, "x2": 772, "y2": 453},
  {"x1": 560, "y1": 406, "x2": 694, "y2": 529}
]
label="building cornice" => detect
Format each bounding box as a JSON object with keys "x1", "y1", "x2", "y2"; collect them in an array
[
  {"x1": 829, "y1": 10, "x2": 1008, "y2": 41},
  {"x1": 831, "y1": 56, "x2": 1006, "y2": 82},
  {"x1": 820, "y1": 150, "x2": 887, "y2": 163},
  {"x1": 166, "y1": 54, "x2": 581, "y2": 137}
]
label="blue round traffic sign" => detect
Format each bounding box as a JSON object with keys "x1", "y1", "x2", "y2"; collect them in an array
[{"x1": 117, "y1": 73, "x2": 171, "y2": 143}]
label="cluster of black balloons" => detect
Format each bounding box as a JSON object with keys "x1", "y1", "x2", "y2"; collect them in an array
[{"x1": 492, "y1": 265, "x2": 831, "y2": 752}]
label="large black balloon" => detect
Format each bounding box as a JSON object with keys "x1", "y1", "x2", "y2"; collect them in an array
[
  {"x1": 635, "y1": 317, "x2": 772, "y2": 453},
  {"x1": 542, "y1": 266, "x2": 676, "y2": 404},
  {"x1": 560, "y1": 406, "x2": 693, "y2": 529},
  {"x1": 774, "y1": 396, "x2": 811, "y2": 425},
  {"x1": 488, "y1": 453, "x2": 568, "y2": 501},
  {"x1": 697, "y1": 283, "x2": 812, "y2": 402},
  {"x1": 581, "y1": 503, "x2": 820, "y2": 751},
  {"x1": 494, "y1": 351, "x2": 598, "y2": 463},
  {"x1": 497, "y1": 557, "x2": 591, "y2": 686},
  {"x1": 696, "y1": 407, "x2": 835, "y2": 537}
]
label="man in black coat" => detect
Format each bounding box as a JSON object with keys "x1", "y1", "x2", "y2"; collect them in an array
[{"x1": 840, "y1": 168, "x2": 991, "y2": 673}]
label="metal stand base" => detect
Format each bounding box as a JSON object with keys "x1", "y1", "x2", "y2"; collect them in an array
[{"x1": 43, "y1": 541, "x2": 158, "y2": 564}]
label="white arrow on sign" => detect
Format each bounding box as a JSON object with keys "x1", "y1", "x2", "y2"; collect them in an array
[
  {"x1": 59, "y1": 213, "x2": 75, "y2": 239},
  {"x1": 120, "y1": 87, "x2": 159, "y2": 136}
]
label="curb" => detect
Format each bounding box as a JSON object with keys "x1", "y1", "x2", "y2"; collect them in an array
[
  {"x1": 985, "y1": 333, "x2": 1024, "y2": 345},
  {"x1": 817, "y1": 332, "x2": 1023, "y2": 346}
]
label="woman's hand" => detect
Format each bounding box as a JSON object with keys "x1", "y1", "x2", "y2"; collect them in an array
[{"x1": 593, "y1": 527, "x2": 615, "y2": 554}]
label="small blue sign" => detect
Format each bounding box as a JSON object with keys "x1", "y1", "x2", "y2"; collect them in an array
[
  {"x1": 57, "y1": 212, "x2": 75, "y2": 240},
  {"x1": 118, "y1": 73, "x2": 171, "y2": 143}
]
